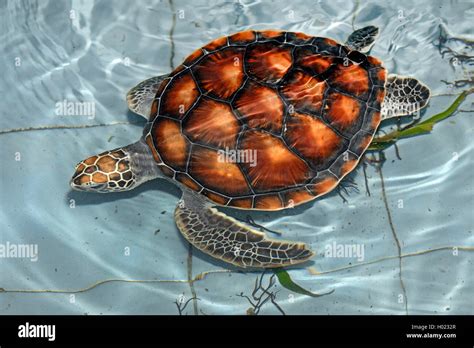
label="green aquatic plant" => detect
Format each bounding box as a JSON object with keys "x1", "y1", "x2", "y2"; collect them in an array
[
  {"x1": 368, "y1": 89, "x2": 473, "y2": 151},
  {"x1": 274, "y1": 268, "x2": 334, "y2": 298}
]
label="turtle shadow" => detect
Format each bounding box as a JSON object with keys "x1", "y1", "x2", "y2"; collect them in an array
[
  {"x1": 220, "y1": 189, "x2": 340, "y2": 222},
  {"x1": 221, "y1": 199, "x2": 318, "y2": 220},
  {"x1": 125, "y1": 109, "x2": 147, "y2": 125},
  {"x1": 68, "y1": 178, "x2": 317, "y2": 271}
]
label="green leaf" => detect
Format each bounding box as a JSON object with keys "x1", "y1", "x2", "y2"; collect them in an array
[
  {"x1": 368, "y1": 88, "x2": 472, "y2": 151},
  {"x1": 274, "y1": 268, "x2": 334, "y2": 298}
]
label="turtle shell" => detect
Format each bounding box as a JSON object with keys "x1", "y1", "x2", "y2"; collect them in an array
[{"x1": 144, "y1": 30, "x2": 386, "y2": 211}]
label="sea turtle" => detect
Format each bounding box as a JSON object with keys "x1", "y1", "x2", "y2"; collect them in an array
[{"x1": 70, "y1": 26, "x2": 430, "y2": 268}]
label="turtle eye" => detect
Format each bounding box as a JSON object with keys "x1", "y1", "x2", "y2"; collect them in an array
[{"x1": 72, "y1": 177, "x2": 83, "y2": 186}]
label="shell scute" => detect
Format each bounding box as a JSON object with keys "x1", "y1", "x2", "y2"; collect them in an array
[
  {"x1": 257, "y1": 30, "x2": 286, "y2": 42},
  {"x1": 149, "y1": 30, "x2": 387, "y2": 210},
  {"x1": 188, "y1": 146, "x2": 252, "y2": 197},
  {"x1": 308, "y1": 173, "x2": 339, "y2": 197},
  {"x1": 159, "y1": 71, "x2": 199, "y2": 119},
  {"x1": 234, "y1": 81, "x2": 284, "y2": 133},
  {"x1": 254, "y1": 194, "x2": 283, "y2": 210},
  {"x1": 193, "y1": 47, "x2": 245, "y2": 99},
  {"x1": 328, "y1": 151, "x2": 359, "y2": 179},
  {"x1": 183, "y1": 97, "x2": 240, "y2": 149},
  {"x1": 229, "y1": 30, "x2": 256, "y2": 45},
  {"x1": 312, "y1": 37, "x2": 341, "y2": 55},
  {"x1": 323, "y1": 92, "x2": 362, "y2": 134},
  {"x1": 282, "y1": 188, "x2": 315, "y2": 208},
  {"x1": 228, "y1": 197, "x2": 253, "y2": 209},
  {"x1": 239, "y1": 130, "x2": 312, "y2": 193},
  {"x1": 203, "y1": 36, "x2": 228, "y2": 51},
  {"x1": 294, "y1": 46, "x2": 335, "y2": 76},
  {"x1": 202, "y1": 190, "x2": 230, "y2": 205},
  {"x1": 183, "y1": 48, "x2": 204, "y2": 66},
  {"x1": 286, "y1": 32, "x2": 313, "y2": 45},
  {"x1": 349, "y1": 131, "x2": 373, "y2": 157},
  {"x1": 284, "y1": 112, "x2": 346, "y2": 170},
  {"x1": 246, "y1": 42, "x2": 293, "y2": 84},
  {"x1": 153, "y1": 118, "x2": 189, "y2": 171},
  {"x1": 280, "y1": 70, "x2": 326, "y2": 115},
  {"x1": 175, "y1": 173, "x2": 201, "y2": 192},
  {"x1": 330, "y1": 63, "x2": 370, "y2": 98}
]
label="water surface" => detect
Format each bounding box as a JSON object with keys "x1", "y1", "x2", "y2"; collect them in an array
[{"x1": 0, "y1": 0, "x2": 473, "y2": 314}]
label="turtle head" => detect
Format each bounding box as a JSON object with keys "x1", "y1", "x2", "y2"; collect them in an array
[{"x1": 70, "y1": 148, "x2": 137, "y2": 193}]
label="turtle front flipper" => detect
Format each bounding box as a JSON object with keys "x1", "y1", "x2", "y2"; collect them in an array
[
  {"x1": 127, "y1": 75, "x2": 168, "y2": 118},
  {"x1": 174, "y1": 190, "x2": 314, "y2": 269},
  {"x1": 381, "y1": 74, "x2": 431, "y2": 120},
  {"x1": 345, "y1": 26, "x2": 379, "y2": 52}
]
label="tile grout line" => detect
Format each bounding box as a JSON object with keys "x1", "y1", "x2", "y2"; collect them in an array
[
  {"x1": 0, "y1": 121, "x2": 141, "y2": 135},
  {"x1": 2, "y1": 247, "x2": 471, "y2": 295},
  {"x1": 168, "y1": 0, "x2": 176, "y2": 71},
  {"x1": 378, "y1": 165, "x2": 408, "y2": 315},
  {"x1": 187, "y1": 244, "x2": 199, "y2": 315},
  {"x1": 311, "y1": 246, "x2": 474, "y2": 275}
]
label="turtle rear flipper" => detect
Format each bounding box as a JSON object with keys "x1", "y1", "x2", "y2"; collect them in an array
[
  {"x1": 127, "y1": 75, "x2": 168, "y2": 118},
  {"x1": 175, "y1": 191, "x2": 314, "y2": 269},
  {"x1": 345, "y1": 26, "x2": 379, "y2": 52},
  {"x1": 381, "y1": 74, "x2": 431, "y2": 120}
]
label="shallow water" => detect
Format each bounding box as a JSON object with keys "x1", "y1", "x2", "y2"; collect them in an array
[{"x1": 1, "y1": 0, "x2": 473, "y2": 314}]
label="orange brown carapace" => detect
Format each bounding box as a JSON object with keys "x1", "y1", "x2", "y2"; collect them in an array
[
  {"x1": 324, "y1": 93, "x2": 361, "y2": 132},
  {"x1": 281, "y1": 71, "x2": 326, "y2": 114},
  {"x1": 153, "y1": 118, "x2": 189, "y2": 171},
  {"x1": 234, "y1": 81, "x2": 284, "y2": 133},
  {"x1": 159, "y1": 71, "x2": 199, "y2": 119},
  {"x1": 254, "y1": 194, "x2": 284, "y2": 210},
  {"x1": 246, "y1": 42, "x2": 293, "y2": 83},
  {"x1": 228, "y1": 30, "x2": 256, "y2": 44},
  {"x1": 331, "y1": 63, "x2": 369, "y2": 97},
  {"x1": 184, "y1": 97, "x2": 240, "y2": 148},
  {"x1": 296, "y1": 52, "x2": 334, "y2": 75},
  {"x1": 193, "y1": 48, "x2": 245, "y2": 99},
  {"x1": 188, "y1": 146, "x2": 252, "y2": 197},
  {"x1": 285, "y1": 112, "x2": 345, "y2": 168},
  {"x1": 148, "y1": 30, "x2": 387, "y2": 210},
  {"x1": 240, "y1": 130, "x2": 312, "y2": 192}
]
